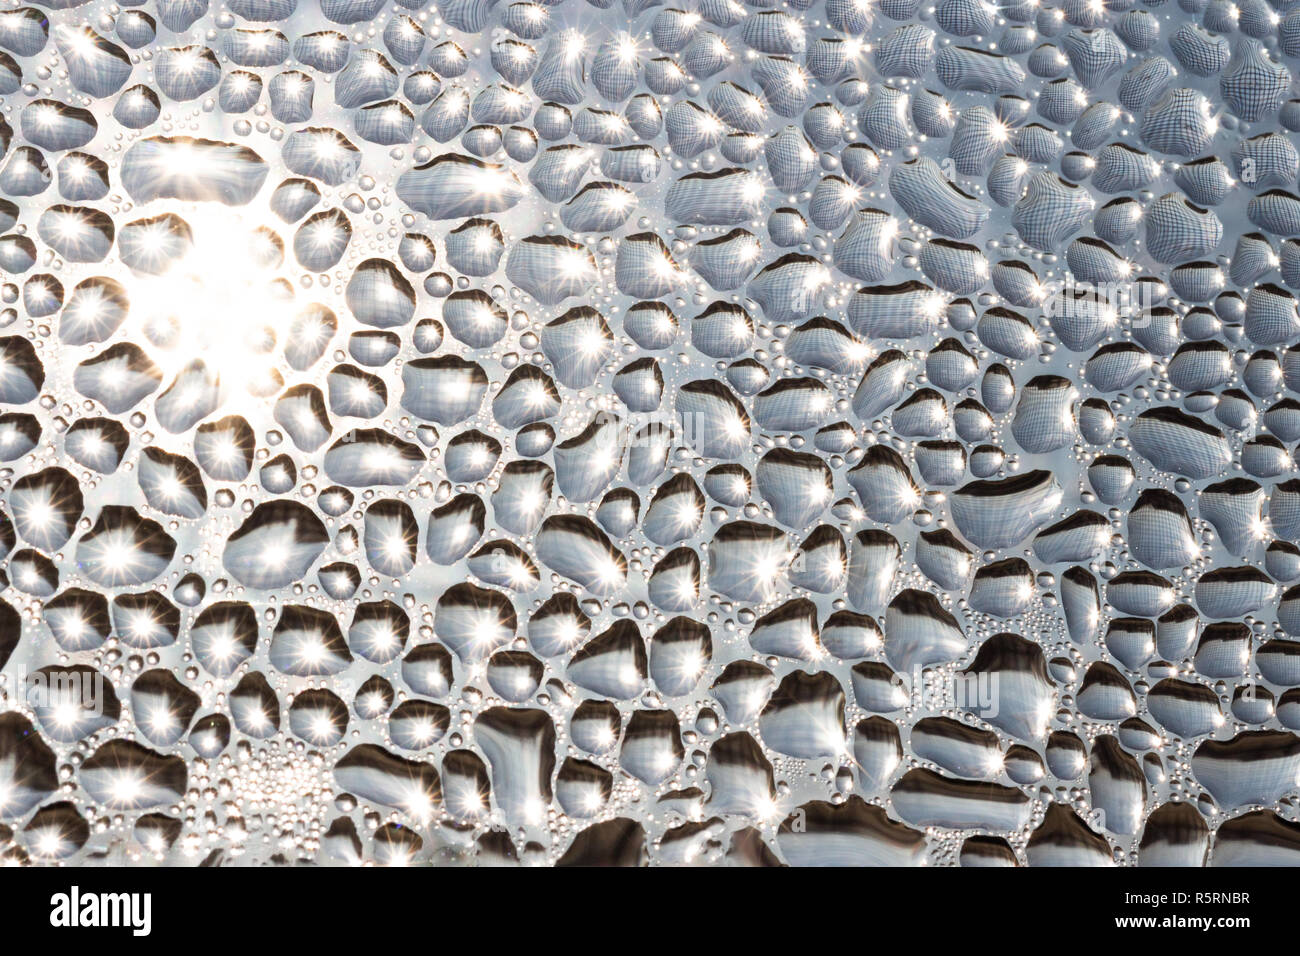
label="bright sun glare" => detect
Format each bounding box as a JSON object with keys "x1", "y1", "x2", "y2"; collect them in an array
[{"x1": 128, "y1": 206, "x2": 298, "y2": 412}]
